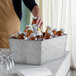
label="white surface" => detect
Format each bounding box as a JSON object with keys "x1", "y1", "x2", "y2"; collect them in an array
[
  {"x1": 0, "y1": 51, "x2": 70, "y2": 76},
  {"x1": 17, "y1": 67, "x2": 52, "y2": 76},
  {"x1": 71, "y1": 0, "x2": 76, "y2": 68}
]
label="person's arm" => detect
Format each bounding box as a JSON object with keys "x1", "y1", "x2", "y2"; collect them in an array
[{"x1": 23, "y1": 0, "x2": 43, "y2": 28}]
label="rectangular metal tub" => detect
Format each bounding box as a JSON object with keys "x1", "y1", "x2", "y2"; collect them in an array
[{"x1": 9, "y1": 34, "x2": 67, "y2": 65}]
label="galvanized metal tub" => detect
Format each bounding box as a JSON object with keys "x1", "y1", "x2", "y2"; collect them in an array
[{"x1": 9, "y1": 34, "x2": 67, "y2": 65}]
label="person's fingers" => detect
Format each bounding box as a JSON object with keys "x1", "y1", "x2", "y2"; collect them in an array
[
  {"x1": 38, "y1": 19, "x2": 42, "y2": 25},
  {"x1": 36, "y1": 17, "x2": 43, "y2": 28},
  {"x1": 36, "y1": 17, "x2": 40, "y2": 25},
  {"x1": 40, "y1": 21, "x2": 43, "y2": 29},
  {"x1": 38, "y1": 19, "x2": 43, "y2": 28}
]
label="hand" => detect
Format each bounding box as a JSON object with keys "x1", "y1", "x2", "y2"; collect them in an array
[
  {"x1": 36, "y1": 17, "x2": 43, "y2": 29},
  {"x1": 32, "y1": 6, "x2": 43, "y2": 29}
]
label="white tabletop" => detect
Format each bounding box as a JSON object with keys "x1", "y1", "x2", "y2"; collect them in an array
[{"x1": 0, "y1": 49, "x2": 70, "y2": 76}]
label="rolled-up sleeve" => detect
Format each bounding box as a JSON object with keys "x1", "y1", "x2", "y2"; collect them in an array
[{"x1": 23, "y1": 0, "x2": 37, "y2": 11}]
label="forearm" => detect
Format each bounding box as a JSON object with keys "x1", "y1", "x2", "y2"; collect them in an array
[{"x1": 32, "y1": 5, "x2": 41, "y2": 18}]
